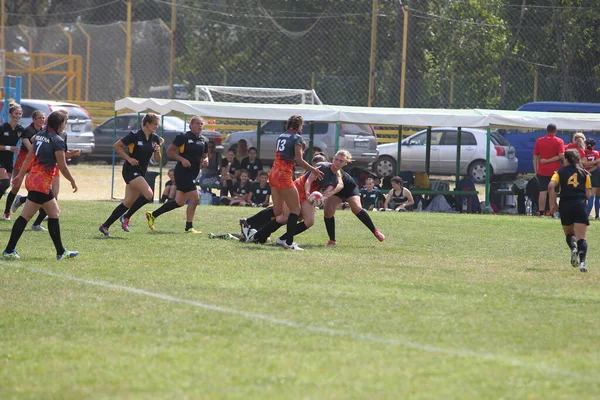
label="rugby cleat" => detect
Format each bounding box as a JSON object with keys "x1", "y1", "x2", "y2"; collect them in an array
[
  {"x1": 120, "y1": 215, "x2": 130, "y2": 232},
  {"x1": 239, "y1": 218, "x2": 250, "y2": 240},
  {"x1": 374, "y1": 229, "x2": 385, "y2": 242},
  {"x1": 570, "y1": 237, "x2": 579, "y2": 268},
  {"x1": 98, "y1": 225, "x2": 111, "y2": 237},
  {"x1": 11, "y1": 194, "x2": 24, "y2": 213},
  {"x1": 275, "y1": 237, "x2": 286, "y2": 247},
  {"x1": 284, "y1": 242, "x2": 304, "y2": 251},
  {"x1": 185, "y1": 228, "x2": 202, "y2": 234},
  {"x1": 2, "y1": 213, "x2": 10, "y2": 221},
  {"x1": 57, "y1": 250, "x2": 78, "y2": 260},
  {"x1": 245, "y1": 228, "x2": 257, "y2": 243},
  {"x1": 2, "y1": 250, "x2": 20, "y2": 259},
  {"x1": 31, "y1": 224, "x2": 47, "y2": 232},
  {"x1": 145, "y1": 212, "x2": 155, "y2": 231},
  {"x1": 579, "y1": 261, "x2": 588, "y2": 273},
  {"x1": 326, "y1": 240, "x2": 336, "y2": 247}
]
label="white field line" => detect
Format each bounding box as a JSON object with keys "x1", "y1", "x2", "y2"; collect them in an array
[{"x1": 2, "y1": 262, "x2": 598, "y2": 383}]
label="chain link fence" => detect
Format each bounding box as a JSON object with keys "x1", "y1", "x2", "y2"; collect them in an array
[{"x1": 3, "y1": 1, "x2": 600, "y2": 109}]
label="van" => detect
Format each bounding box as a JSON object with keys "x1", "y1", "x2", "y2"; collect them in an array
[{"x1": 502, "y1": 102, "x2": 600, "y2": 173}]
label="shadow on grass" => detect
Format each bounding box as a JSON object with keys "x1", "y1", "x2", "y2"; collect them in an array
[
  {"x1": 525, "y1": 267, "x2": 548, "y2": 273},
  {"x1": 92, "y1": 236, "x2": 126, "y2": 240}
]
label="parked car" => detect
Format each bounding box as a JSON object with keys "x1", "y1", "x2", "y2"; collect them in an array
[
  {"x1": 503, "y1": 102, "x2": 600, "y2": 173},
  {"x1": 374, "y1": 128, "x2": 518, "y2": 183},
  {"x1": 222, "y1": 121, "x2": 378, "y2": 171},
  {"x1": 90, "y1": 114, "x2": 222, "y2": 165},
  {"x1": 1, "y1": 99, "x2": 95, "y2": 163}
]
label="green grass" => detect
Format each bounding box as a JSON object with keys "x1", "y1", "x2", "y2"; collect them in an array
[{"x1": 1, "y1": 201, "x2": 600, "y2": 399}]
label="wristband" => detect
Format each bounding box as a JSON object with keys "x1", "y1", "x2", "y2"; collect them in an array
[{"x1": 6, "y1": 146, "x2": 10, "y2": 151}]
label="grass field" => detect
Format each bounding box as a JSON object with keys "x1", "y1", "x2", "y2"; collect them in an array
[{"x1": 1, "y1": 202, "x2": 599, "y2": 399}]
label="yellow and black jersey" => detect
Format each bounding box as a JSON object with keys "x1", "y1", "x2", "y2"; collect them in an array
[
  {"x1": 551, "y1": 165, "x2": 591, "y2": 200},
  {"x1": 172, "y1": 131, "x2": 207, "y2": 176},
  {"x1": 121, "y1": 129, "x2": 161, "y2": 175}
]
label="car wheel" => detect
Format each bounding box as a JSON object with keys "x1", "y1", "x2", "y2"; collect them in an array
[
  {"x1": 467, "y1": 160, "x2": 493, "y2": 184},
  {"x1": 374, "y1": 156, "x2": 396, "y2": 177}
]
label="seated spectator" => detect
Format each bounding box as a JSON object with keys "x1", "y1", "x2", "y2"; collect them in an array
[
  {"x1": 197, "y1": 141, "x2": 221, "y2": 191},
  {"x1": 250, "y1": 171, "x2": 271, "y2": 207},
  {"x1": 382, "y1": 176, "x2": 414, "y2": 211},
  {"x1": 229, "y1": 169, "x2": 252, "y2": 206},
  {"x1": 220, "y1": 149, "x2": 241, "y2": 197},
  {"x1": 235, "y1": 139, "x2": 248, "y2": 162},
  {"x1": 240, "y1": 146, "x2": 263, "y2": 182},
  {"x1": 160, "y1": 168, "x2": 176, "y2": 203},
  {"x1": 360, "y1": 177, "x2": 382, "y2": 210}
]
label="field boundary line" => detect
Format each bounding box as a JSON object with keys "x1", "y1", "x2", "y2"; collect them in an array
[{"x1": 2, "y1": 262, "x2": 597, "y2": 383}]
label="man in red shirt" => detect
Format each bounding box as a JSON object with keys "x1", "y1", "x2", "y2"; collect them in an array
[{"x1": 533, "y1": 123, "x2": 565, "y2": 215}]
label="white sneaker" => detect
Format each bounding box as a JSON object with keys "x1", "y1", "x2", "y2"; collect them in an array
[
  {"x1": 284, "y1": 242, "x2": 304, "y2": 251},
  {"x1": 11, "y1": 194, "x2": 23, "y2": 213},
  {"x1": 579, "y1": 262, "x2": 588, "y2": 273},
  {"x1": 275, "y1": 237, "x2": 286, "y2": 247},
  {"x1": 31, "y1": 224, "x2": 47, "y2": 231},
  {"x1": 245, "y1": 228, "x2": 257, "y2": 243}
]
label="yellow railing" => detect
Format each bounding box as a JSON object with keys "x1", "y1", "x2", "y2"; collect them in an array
[{"x1": 79, "y1": 101, "x2": 422, "y2": 143}]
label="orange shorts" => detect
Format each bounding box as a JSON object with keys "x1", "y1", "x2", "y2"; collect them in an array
[
  {"x1": 269, "y1": 160, "x2": 295, "y2": 190},
  {"x1": 13, "y1": 150, "x2": 29, "y2": 173}
]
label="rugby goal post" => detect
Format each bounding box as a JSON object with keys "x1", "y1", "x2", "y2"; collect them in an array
[{"x1": 194, "y1": 85, "x2": 323, "y2": 105}]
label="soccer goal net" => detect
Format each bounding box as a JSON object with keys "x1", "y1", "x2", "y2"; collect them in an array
[{"x1": 194, "y1": 85, "x2": 323, "y2": 105}]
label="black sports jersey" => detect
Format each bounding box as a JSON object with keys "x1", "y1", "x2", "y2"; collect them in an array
[
  {"x1": 21, "y1": 123, "x2": 40, "y2": 152},
  {"x1": 274, "y1": 131, "x2": 303, "y2": 162},
  {"x1": 340, "y1": 169, "x2": 358, "y2": 190},
  {"x1": 220, "y1": 157, "x2": 241, "y2": 177},
  {"x1": 251, "y1": 182, "x2": 271, "y2": 204},
  {"x1": 390, "y1": 188, "x2": 409, "y2": 206},
  {"x1": 301, "y1": 162, "x2": 339, "y2": 191},
  {"x1": 172, "y1": 131, "x2": 207, "y2": 176},
  {"x1": 32, "y1": 129, "x2": 67, "y2": 168},
  {"x1": 0, "y1": 122, "x2": 25, "y2": 156},
  {"x1": 551, "y1": 165, "x2": 591, "y2": 200},
  {"x1": 240, "y1": 157, "x2": 263, "y2": 180},
  {"x1": 121, "y1": 129, "x2": 161, "y2": 175},
  {"x1": 233, "y1": 180, "x2": 252, "y2": 197},
  {"x1": 360, "y1": 189, "x2": 380, "y2": 208}
]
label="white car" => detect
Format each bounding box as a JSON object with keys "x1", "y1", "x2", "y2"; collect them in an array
[{"x1": 374, "y1": 128, "x2": 518, "y2": 183}]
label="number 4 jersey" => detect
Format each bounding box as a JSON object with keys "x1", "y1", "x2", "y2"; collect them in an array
[{"x1": 551, "y1": 165, "x2": 591, "y2": 200}]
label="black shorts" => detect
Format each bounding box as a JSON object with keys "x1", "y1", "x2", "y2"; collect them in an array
[
  {"x1": 536, "y1": 174, "x2": 552, "y2": 192},
  {"x1": 122, "y1": 165, "x2": 146, "y2": 184},
  {"x1": 591, "y1": 170, "x2": 600, "y2": 188},
  {"x1": 335, "y1": 183, "x2": 360, "y2": 202},
  {"x1": 559, "y1": 198, "x2": 589, "y2": 226},
  {"x1": 0, "y1": 155, "x2": 14, "y2": 173},
  {"x1": 174, "y1": 168, "x2": 197, "y2": 193},
  {"x1": 28, "y1": 189, "x2": 55, "y2": 205}
]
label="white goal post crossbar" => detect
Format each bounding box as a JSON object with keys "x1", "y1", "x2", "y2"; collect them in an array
[{"x1": 195, "y1": 85, "x2": 323, "y2": 105}]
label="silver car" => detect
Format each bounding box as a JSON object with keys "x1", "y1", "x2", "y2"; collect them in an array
[
  {"x1": 222, "y1": 121, "x2": 378, "y2": 170},
  {"x1": 374, "y1": 128, "x2": 518, "y2": 183},
  {"x1": 3, "y1": 99, "x2": 95, "y2": 163}
]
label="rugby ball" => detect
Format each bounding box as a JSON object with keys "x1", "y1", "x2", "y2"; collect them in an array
[{"x1": 308, "y1": 191, "x2": 324, "y2": 207}]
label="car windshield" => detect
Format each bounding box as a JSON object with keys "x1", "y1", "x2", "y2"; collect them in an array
[
  {"x1": 161, "y1": 116, "x2": 186, "y2": 131},
  {"x1": 51, "y1": 105, "x2": 90, "y2": 120}
]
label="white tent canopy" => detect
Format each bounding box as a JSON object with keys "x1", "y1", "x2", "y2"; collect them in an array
[{"x1": 115, "y1": 97, "x2": 600, "y2": 130}]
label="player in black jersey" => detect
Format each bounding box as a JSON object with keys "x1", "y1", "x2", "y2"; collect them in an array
[
  {"x1": 145, "y1": 116, "x2": 208, "y2": 233},
  {"x1": 3, "y1": 111, "x2": 78, "y2": 260},
  {"x1": 98, "y1": 113, "x2": 162, "y2": 236},
  {"x1": 250, "y1": 171, "x2": 271, "y2": 207},
  {"x1": 0, "y1": 103, "x2": 25, "y2": 220},
  {"x1": 323, "y1": 150, "x2": 385, "y2": 246},
  {"x1": 549, "y1": 149, "x2": 592, "y2": 272}
]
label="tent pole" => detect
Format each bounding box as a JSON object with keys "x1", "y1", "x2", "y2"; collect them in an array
[
  {"x1": 425, "y1": 126, "x2": 432, "y2": 176},
  {"x1": 308, "y1": 121, "x2": 315, "y2": 161},
  {"x1": 111, "y1": 109, "x2": 116, "y2": 199},
  {"x1": 334, "y1": 122, "x2": 340, "y2": 153},
  {"x1": 256, "y1": 120, "x2": 261, "y2": 156},
  {"x1": 485, "y1": 125, "x2": 491, "y2": 207},
  {"x1": 455, "y1": 127, "x2": 461, "y2": 189},
  {"x1": 396, "y1": 125, "x2": 402, "y2": 176}
]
